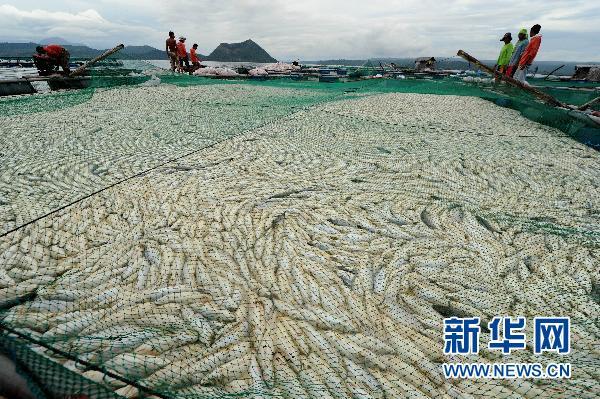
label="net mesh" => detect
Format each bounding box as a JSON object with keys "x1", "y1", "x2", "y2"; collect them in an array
[
  {"x1": 1, "y1": 331, "x2": 125, "y2": 399},
  {"x1": 0, "y1": 64, "x2": 599, "y2": 399}
]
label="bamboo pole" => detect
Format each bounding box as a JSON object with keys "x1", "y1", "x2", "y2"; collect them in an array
[
  {"x1": 457, "y1": 50, "x2": 567, "y2": 108},
  {"x1": 543, "y1": 64, "x2": 565, "y2": 80},
  {"x1": 69, "y1": 44, "x2": 125, "y2": 77},
  {"x1": 577, "y1": 95, "x2": 600, "y2": 111}
]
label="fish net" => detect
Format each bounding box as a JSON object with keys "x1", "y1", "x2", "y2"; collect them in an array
[{"x1": 0, "y1": 64, "x2": 599, "y2": 399}]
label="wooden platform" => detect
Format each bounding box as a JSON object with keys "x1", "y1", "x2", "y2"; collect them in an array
[
  {"x1": 0, "y1": 76, "x2": 91, "y2": 97},
  {"x1": 0, "y1": 80, "x2": 35, "y2": 96}
]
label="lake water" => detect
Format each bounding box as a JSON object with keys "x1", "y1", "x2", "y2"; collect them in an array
[
  {"x1": 0, "y1": 59, "x2": 273, "y2": 81},
  {"x1": 147, "y1": 59, "x2": 270, "y2": 70},
  {"x1": 0, "y1": 66, "x2": 39, "y2": 80}
]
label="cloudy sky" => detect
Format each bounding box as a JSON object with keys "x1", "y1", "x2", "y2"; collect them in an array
[{"x1": 1, "y1": 1, "x2": 598, "y2": 61}]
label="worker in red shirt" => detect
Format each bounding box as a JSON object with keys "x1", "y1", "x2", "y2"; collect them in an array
[
  {"x1": 33, "y1": 44, "x2": 71, "y2": 76},
  {"x1": 514, "y1": 24, "x2": 542, "y2": 84},
  {"x1": 190, "y1": 43, "x2": 201, "y2": 72},
  {"x1": 176, "y1": 37, "x2": 190, "y2": 73}
]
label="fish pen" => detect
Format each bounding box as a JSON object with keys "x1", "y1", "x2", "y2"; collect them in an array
[{"x1": 0, "y1": 66, "x2": 599, "y2": 399}]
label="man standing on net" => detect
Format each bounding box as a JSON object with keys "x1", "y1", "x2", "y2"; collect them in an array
[
  {"x1": 514, "y1": 24, "x2": 542, "y2": 84},
  {"x1": 177, "y1": 37, "x2": 190, "y2": 73},
  {"x1": 506, "y1": 28, "x2": 529, "y2": 77},
  {"x1": 190, "y1": 43, "x2": 201, "y2": 72},
  {"x1": 166, "y1": 31, "x2": 178, "y2": 71},
  {"x1": 495, "y1": 32, "x2": 514, "y2": 78}
]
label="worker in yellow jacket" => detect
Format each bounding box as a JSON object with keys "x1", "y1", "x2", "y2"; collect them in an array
[{"x1": 494, "y1": 32, "x2": 514, "y2": 76}]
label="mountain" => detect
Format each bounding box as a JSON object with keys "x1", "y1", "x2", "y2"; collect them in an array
[
  {"x1": 205, "y1": 39, "x2": 276, "y2": 62},
  {"x1": 120, "y1": 45, "x2": 168, "y2": 60},
  {"x1": 39, "y1": 37, "x2": 87, "y2": 46},
  {"x1": 0, "y1": 42, "x2": 172, "y2": 60},
  {"x1": 0, "y1": 40, "x2": 276, "y2": 62},
  {"x1": 0, "y1": 42, "x2": 40, "y2": 58},
  {"x1": 121, "y1": 45, "x2": 208, "y2": 60}
]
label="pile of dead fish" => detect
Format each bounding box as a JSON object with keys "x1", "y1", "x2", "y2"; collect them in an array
[{"x1": 1, "y1": 87, "x2": 599, "y2": 399}]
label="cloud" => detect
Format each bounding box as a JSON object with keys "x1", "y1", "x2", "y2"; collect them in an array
[
  {"x1": 0, "y1": 1, "x2": 598, "y2": 61},
  {"x1": 153, "y1": 0, "x2": 434, "y2": 59},
  {"x1": 0, "y1": 4, "x2": 162, "y2": 48},
  {"x1": 152, "y1": 0, "x2": 600, "y2": 60}
]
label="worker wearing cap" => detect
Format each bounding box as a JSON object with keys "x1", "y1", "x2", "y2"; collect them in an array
[
  {"x1": 176, "y1": 37, "x2": 189, "y2": 73},
  {"x1": 33, "y1": 44, "x2": 71, "y2": 76},
  {"x1": 514, "y1": 24, "x2": 542, "y2": 84},
  {"x1": 494, "y1": 32, "x2": 514, "y2": 77},
  {"x1": 506, "y1": 28, "x2": 529, "y2": 77}
]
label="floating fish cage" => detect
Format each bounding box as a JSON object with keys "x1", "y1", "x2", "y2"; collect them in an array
[
  {"x1": 46, "y1": 76, "x2": 92, "y2": 91},
  {"x1": 0, "y1": 61, "x2": 153, "y2": 97},
  {"x1": 318, "y1": 68, "x2": 336, "y2": 75},
  {"x1": 0, "y1": 61, "x2": 36, "y2": 68},
  {"x1": 0, "y1": 79, "x2": 35, "y2": 96},
  {"x1": 319, "y1": 75, "x2": 339, "y2": 83},
  {"x1": 89, "y1": 68, "x2": 145, "y2": 77},
  {"x1": 0, "y1": 75, "x2": 147, "y2": 97},
  {"x1": 249, "y1": 75, "x2": 269, "y2": 81},
  {"x1": 0, "y1": 73, "x2": 598, "y2": 399}
]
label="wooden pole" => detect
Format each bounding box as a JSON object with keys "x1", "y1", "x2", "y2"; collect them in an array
[
  {"x1": 456, "y1": 50, "x2": 567, "y2": 108},
  {"x1": 543, "y1": 64, "x2": 565, "y2": 80},
  {"x1": 577, "y1": 95, "x2": 600, "y2": 111},
  {"x1": 69, "y1": 44, "x2": 125, "y2": 77}
]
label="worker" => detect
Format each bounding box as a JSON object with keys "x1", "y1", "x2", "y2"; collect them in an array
[
  {"x1": 494, "y1": 32, "x2": 514, "y2": 78},
  {"x1": 506, "y1": 28, "x2": 529, "y2": 77},
  {"x1": 190, "y1": 43, "x2": 201, "y2": 71},
  {"x1": 515, "y1": 24, "x2": 542, "y2": 84},
  {"x1": 177, "y1": 37, "x2": 189, "y2": 73},
  {"x1": 165, "y1": 31, "x2": 178, "y2": 71},
  {"x1": 33, "y1": 44, "x2": 70, "y2": 76}
]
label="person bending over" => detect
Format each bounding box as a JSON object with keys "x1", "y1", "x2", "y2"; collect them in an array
[{"x1": 33, "y1": 44, "x2": 71, "y2": 76}]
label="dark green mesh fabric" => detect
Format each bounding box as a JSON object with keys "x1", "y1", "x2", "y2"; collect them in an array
[{"x1": 1, "y1": 331, "x2": 125, "y2": 399}]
